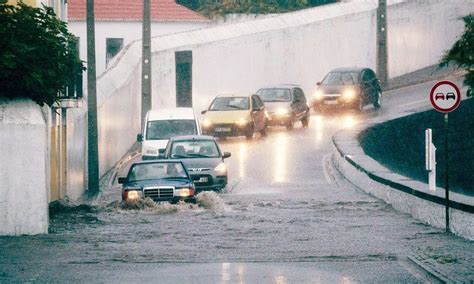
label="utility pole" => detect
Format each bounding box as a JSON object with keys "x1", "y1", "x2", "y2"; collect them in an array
[
  {"x1": 141, "y1": 0, "x2": 152, "y2": 129},
  {"x1": 86, "y1": 0, "x2": 100, "y2": 195},
  {"x1": 376, "y1": 0, "x2": 388, "y2": 87}
]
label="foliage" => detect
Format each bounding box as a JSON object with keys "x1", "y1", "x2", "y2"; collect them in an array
[
  {"x1": 177, "y1": 0, "x2": 337, "y2": 17},
  {"x1": 440, "y1": 14, "x2": 473, "y2": 97},
  {"x1": 0, "y1": 0, "x2": 84, "y2": 106}
]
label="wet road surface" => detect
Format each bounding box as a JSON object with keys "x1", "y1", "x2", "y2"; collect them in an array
[{"x1": 1, "y1": 78, "x2": 472, "y2": 282}]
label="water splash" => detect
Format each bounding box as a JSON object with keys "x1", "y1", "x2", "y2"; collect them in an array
[{"x1": 196, "y1": 191, "x2": 229, "y2": 212}]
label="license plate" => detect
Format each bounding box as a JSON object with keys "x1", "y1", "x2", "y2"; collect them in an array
[
  {"x1": 215, "y1": 127, "x2": 231, "y2": 132},
  {"x1": 194, "y1": 177, "x2": 209, "y2": 183},
  {"x1": 324, "y1": 100, "x2": 338, "y2": 105}
]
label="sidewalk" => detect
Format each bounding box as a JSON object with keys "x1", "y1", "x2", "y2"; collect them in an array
[{"x1": 385, "y1": 63, "x2": 466, "y2": 91}]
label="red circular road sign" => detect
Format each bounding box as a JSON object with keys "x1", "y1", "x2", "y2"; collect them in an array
[{"x1": 429, "y1": 81, "x2": 461, "y2": 113}]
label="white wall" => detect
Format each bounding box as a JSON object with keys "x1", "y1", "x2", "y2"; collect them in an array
[
  {"x1": 68, "y1": 21, "x2": 211, "y2": 76},
  {"x1": 387, "y1": 0, "x2": 470, "y2": 78},
  {"x1": 0, "y1": 99, "x2": 48, "y2": 235}
]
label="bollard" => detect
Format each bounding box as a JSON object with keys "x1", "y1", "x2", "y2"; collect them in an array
[{"x1": 425, "y1": 129, "x2": 436, "y2": 191}]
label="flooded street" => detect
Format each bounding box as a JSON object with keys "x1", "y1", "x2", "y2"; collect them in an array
[{"x1": 1, "y1": 81, "x2": 473, "y2": 282}]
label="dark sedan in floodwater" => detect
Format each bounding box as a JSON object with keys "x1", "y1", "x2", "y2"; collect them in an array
[
  {"x1": 118, "y1": 160, "x2": 196, "y2": 203},
  {"x1": 162, "y1": 135, "x2": 231, "y2": 192},
  {"x1": 311, "y1": 67, "x2": 382, "y2": 112}
]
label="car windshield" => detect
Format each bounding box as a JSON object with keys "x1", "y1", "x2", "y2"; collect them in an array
[
  {"x1": 257, "y1": 89, "x2": 291, "y2": 102},
  {"x1": 322, "y1": 72, "x2": 360, "y2": 85},
  {"x1": 209, "y1": 97, "x2": 250, "y2": 111},
  {"x1": 170, "y1": 140, "x2": 220, "y2": 158},
  {"x1": 127, "y1": 162, "x2": 188, "y2": 182},
  {"x1": 146, "y1": 119, "x2": 197, "y2": 140}
]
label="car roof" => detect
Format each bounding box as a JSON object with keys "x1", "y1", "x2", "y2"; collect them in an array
[
  {"x1": 329, "y1": 67, "x2": 367, "y2": 73},
  {"x1": 146, "y1": 108, "x2": 195, "y2": 121},
  {"x1": 215, "y1": 94, "x2": 252, "y2": 98},
  {"x1": 131, "y1": 159, "x2": 185, "y2": 166},
  {"x1": 257, "y1": 84, "x2": 301, "y2": 90},
  {"x1": 168, "y1": 135, "x2": 217, "y2": 142}
]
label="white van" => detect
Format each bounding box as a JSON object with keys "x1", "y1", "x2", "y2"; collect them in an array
[{"x1": 138, "y1": 108, "x2": 201, "y2": 160}]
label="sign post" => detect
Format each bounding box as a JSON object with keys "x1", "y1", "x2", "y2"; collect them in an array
[{"x1": 429, "y1": 81, "x2": 461, "y2": 233}]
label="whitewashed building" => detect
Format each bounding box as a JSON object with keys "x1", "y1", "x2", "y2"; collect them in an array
[{"x1": 67, "y1": 0, "x2": 211, "y2": 76}]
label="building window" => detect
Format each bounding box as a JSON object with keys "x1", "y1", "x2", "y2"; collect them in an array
[{"x1": 106, "y1": 38, "x2": 124, "y2": 68}]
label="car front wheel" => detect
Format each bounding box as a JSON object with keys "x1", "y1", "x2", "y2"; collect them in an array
[
  {"x1": 286, "y1": 116, "x2": 294, "y2": 130},
  {"x1": 245, "y1": 124, "x2": 254, "y2": 140},
  {"x1": 354, "y1": 97, "x2": 364, "y2": 112},
  {"x1": 259, "y1": 121, "x2": 268, "y2": 136},
  {"x1": 373, "y1": 90, "x2": 382, "y2": 109},
  {"x1": 301, "y1": 111, "x2": 310, "y2": 127}
]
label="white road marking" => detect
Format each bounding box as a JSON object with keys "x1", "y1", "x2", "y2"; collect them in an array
[
  {"x1": 322, "y1": 153, "x2": 333, "y2": 184},
  {"x1": 399, "y1": 99, "x2": 426, "y2": 108}
]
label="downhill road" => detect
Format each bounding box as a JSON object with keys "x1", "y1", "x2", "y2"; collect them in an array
[{"x1": 1, "y1": 77, "x2": 472, "y2": 282}]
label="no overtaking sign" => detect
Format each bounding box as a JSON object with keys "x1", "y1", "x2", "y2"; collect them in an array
[{"x1": 429, "y1": 80, "x2": 461, "y2": 113}]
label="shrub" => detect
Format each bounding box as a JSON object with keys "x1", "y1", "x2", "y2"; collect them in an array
[{"x1": 0, "y1": 1, "x2": 84, "y2": 106}]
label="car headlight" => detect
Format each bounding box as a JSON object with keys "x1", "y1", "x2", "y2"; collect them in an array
[
  {"x1": 275, "y1": 108, "x2": 290, "y2": 116},
  {"x1": 235, "y1": 118, "x2": 249, "y2": 126},
  {"x1": 177, "y1": 187, "x2": 195, "y2": 197},
  {"x1": 202, "y1": 119, "x2": 212, "y2": 128},
  {"x1": 342, "y1": 89, "x2": 356, "y2": 101},
  {"x1": 214, "y1": 163, "x2": 227, "y2": 174},
  {"x1": 313, "y1": 90, "x2": 324, "y2": 101},
  {"x1": 123, "y1": 189, "x2": 142, "y2": 201}
]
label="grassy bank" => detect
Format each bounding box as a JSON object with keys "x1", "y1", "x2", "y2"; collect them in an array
[{"x1": 360, "y1": 98, "x2": 474, "y2": 196}]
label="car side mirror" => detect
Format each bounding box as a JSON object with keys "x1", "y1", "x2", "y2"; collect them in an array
[
  {"x1": 316, "y1": 82, "x2": 322, "y2": 86},
  {"x1": 222, "y1": 152, "x2": 231, "y2": 159},
  {"x1": 201, "y1": 110, "x2": 207, "y2": 115},
  {"x1": 137, "y1": 133, "x2": 143, "y2": 142},
  {"x1": 118, "y1": 177, "x2": 126, "y2": 184}
]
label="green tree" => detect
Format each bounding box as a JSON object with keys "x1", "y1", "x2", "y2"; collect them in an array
[
  {"x1": 0, "y1": 1, "x2": 84, "y2": 106},
  {"x1": 440, "y1": 14, "x2": 473, "y2": 97}
]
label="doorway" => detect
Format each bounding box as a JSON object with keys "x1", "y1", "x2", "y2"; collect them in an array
[{"x1": 175, "y1": 51, "x2": 193, "y2": 107}]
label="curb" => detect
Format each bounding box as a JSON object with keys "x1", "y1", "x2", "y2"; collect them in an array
[
  {"x1": 407, "y1": 254, "x2": 455, "y2": 284},
  {"x1": 332, "y1": 134, "x2": 474, "y2": 214},
  {"x1": 108, "y1": 149, "x2": 141, "y2": 187}
]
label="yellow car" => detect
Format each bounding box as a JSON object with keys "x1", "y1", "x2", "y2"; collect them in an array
[{"x1": 201, "y1": 95, "x2": 267, "y2": 139}]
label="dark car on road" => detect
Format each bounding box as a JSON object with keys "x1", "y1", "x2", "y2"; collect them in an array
[
  {"x1": 256, "y1": 84, "x2": 310, "y2": 129},
  {"x1": 162, "y1": 135, "x2": 231, "y2": 192},
  {"x1": 118, "y1": 160, "x2": 196, "y2": 203},
  {"x1": 311, "y1": 67, "x2": 382, "y2": 112}
]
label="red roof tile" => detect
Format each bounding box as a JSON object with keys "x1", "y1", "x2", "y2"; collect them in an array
[{"x1": 68, "y1": 0, "x2": 210, "y2": 22}]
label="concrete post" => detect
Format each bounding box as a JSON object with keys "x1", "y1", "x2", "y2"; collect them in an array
[
  {"x1": 376, "y1": 0, "x2": 388, "y2": 87},
  {"x1": 141, "y1": 0, "x2": 152, "y2": 130}
]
